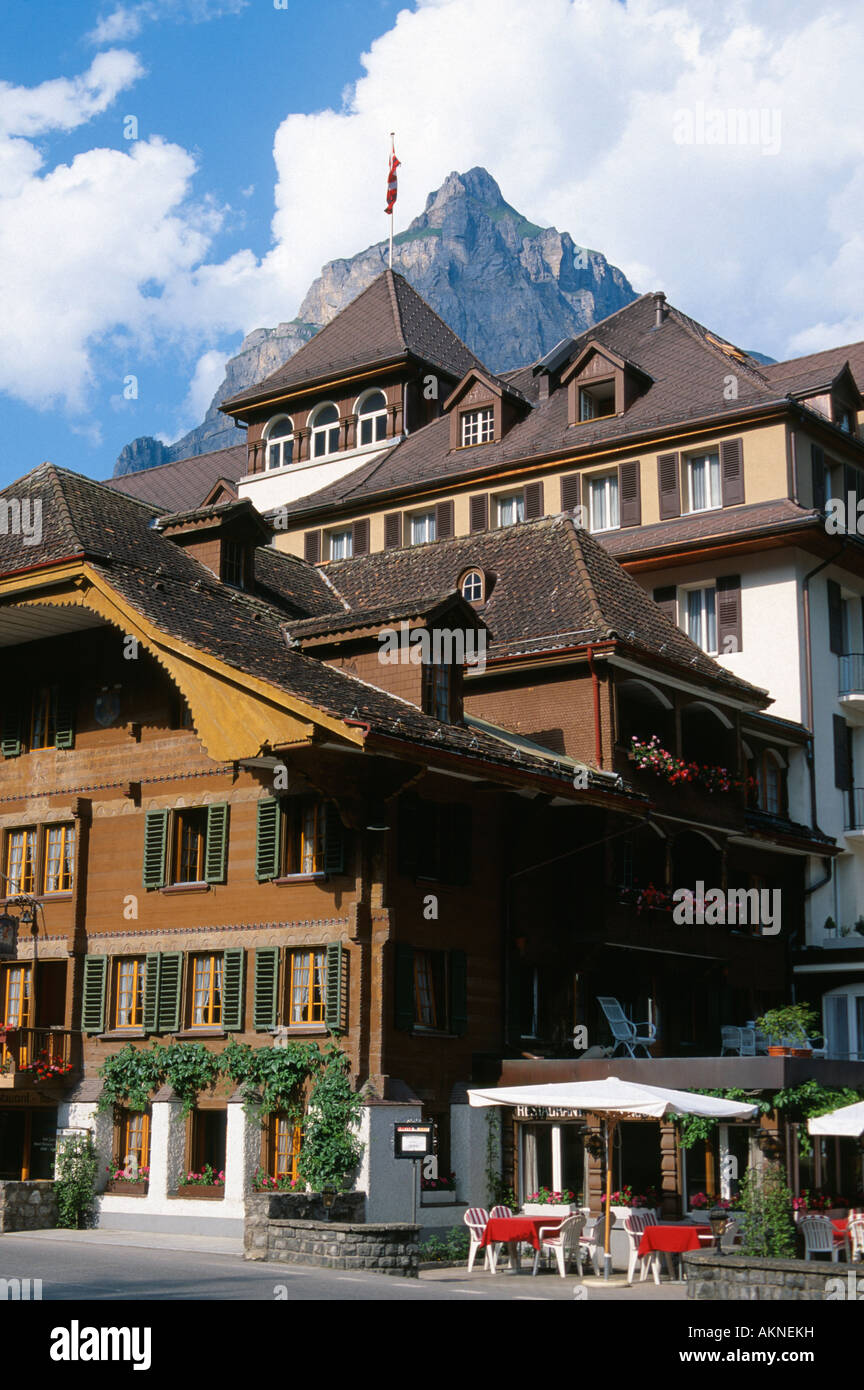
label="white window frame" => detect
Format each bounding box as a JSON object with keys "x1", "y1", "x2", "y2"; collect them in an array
[
  {"x1": 680, "y1": 583, "x2": 718, "y2": 654},
  {"x1": 685, "y1": 451, "x2": 722, "y2": 513},
  {"x1": 588, "y1": 471, "x2": 619, "y2": 533},
  {"x1": 579, "y1": 379, "x2": 616, "y2": 422},
  {"x1": 328, "y1": 529, "x2": 353, "y2": 561},
  {"x1": 355, "y1": 390, "x2": 389, "y2": 447},
  {"x1": 408, "y1": 511, "x2": 436, "y2": 545},
  {"x1": 309, "y1": 403, "x2": 341, "y2": 460},
  {"x1": 461, "y1": 408, "x2": 494, "y2": 447},
  {"x1": 496, "y1": 492, "x2": 525, "y2": 528},
  {"x1": 822, "y1": 988, "x2": 864, "y2": 1061},
  {"x1": 460, "y1": 569, "x2": 484, "y2": 603},
  {"x1": 265, "y1": 416, "x2": 295, "y2": 471}
]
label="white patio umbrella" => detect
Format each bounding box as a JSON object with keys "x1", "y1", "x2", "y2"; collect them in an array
[
  {"x1": 469, "y1": 1077, "x2": 759, "y2": 1278},
  {"x1": 808, "y1": 1099, "x2": 864, "y2": 1137}
]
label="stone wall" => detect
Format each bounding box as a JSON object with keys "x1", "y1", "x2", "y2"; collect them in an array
[
  {"x1": 245, "y1": 1192, "x2": 417, "y2": 1277},
  {"x1": 685, "y1": 1251, "x2": 853, "y2": 1300},
  {"x1": 0, "y1": 1181, "x2": 58, "y2": 1233}
]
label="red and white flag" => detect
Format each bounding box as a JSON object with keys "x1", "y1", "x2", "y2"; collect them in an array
[{"x1": 385, "y1": 141, "x2": 400, "y2": 215}]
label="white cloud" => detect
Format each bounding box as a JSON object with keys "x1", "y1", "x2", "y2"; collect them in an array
[
  {"x1": 175, "y1": 347, "x2": 230, "y2": 432},
  {"x1": 88, "y1": 1, "x2": 248, "y2": 46}
]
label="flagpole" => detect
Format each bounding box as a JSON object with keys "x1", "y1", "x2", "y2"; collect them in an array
[{"x1": 388, "y1": 132, "x2": 395, "y2": 269}]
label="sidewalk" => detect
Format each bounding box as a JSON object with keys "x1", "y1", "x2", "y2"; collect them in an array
[{"x1": 4, "y1": 1228, "x2": 242, "y2": 1257}]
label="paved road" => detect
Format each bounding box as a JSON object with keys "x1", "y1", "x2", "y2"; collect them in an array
[{"x1": 0, "y1": 1231, "x2": 685, "y2": 1301}]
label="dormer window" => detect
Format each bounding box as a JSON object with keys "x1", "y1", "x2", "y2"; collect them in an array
[
  {"x1": 579, "y1": 379, "x2": 616, "y2": 421},
  {"x1": 356, "y1": 390, "x2": 388, "y2": 445},
  {"x1": 221, "y1": 539, "x2": 246, "y2": 590},
  {"x1": 265, "y1": 416, "x2": 294, "y2": 470},
  {"x1": 835, "y1": 407, "x2": 855, "y2": 434},
  {"x1": 461, "y1": 408, "x2": 494, "y2": 447},
  {"x1": 422, "y1": 662, "x2": 454, "y2": 723},
  {"x1": 310, "y1": 404, "x2": 341, "y2": 459},
  {"x1": 460, "y1": 569, "x2": 485, "y2": 604}
]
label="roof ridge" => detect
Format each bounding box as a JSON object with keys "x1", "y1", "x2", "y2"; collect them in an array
[
  {"x1": 105, "y1": 442, "x2": 244, "y2": 484},
  {"x1": 559, "y1": 517, "x2": 608, "y2": 632},
  {"x1": 665, "y1": 304, "x2": 770, "y2": 387},
  {"x1": 385, "y1": 268, "x2": 408, "y2": 352}
]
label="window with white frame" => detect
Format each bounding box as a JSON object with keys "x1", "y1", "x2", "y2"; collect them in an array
[
  {"x1": 460, "y1": 569, "x2": 484, "y2": 603},
  {"x1": 265, "y1": 416, "x2": 294, "y2": 470},
  {"x1": 356, "y1": 391, "x2": 388, "y2": 446},
  {"x1": 496, "y1": 492, "x2": 525, "y2": 528},
  {"x1": 579, "y1": 379, "x2": 616, "y2": 422},
  {"x1": 685, "y1": 452, "x2": 722, "y2": 512},
  {"x1": 328, "y1": 529, "x2": 353, "y2": 561},
  {"x1": 588, "y1": 472, "x2": 619, "y2": 532},
  {"x1": 683, "y1": 585, "x2": 717, "y2": 654},
  {"x1": 310, "y1": 404, "x2": 341, "y2": 459},
  {"x1": 823, "y1": 990, "x2": 864, "y2": 1060},
  {"x1": 409, "y1": 511, "x2": 436, "y2": 545},
  {"x1": 460, "y1": 408, "x2": 494, "y2": 447}
]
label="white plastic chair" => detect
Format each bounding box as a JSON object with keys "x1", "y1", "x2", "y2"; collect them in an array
[
  {"x1": 578, "y1": 1215, "x2": 605, "y2": 1277},
  {"x1": 848, "y1": 1216, "x2": 864, "y2": 1262},
  {"x1": 800, "y1": 1215, "x2": 842, "y2": 1261},
  {"x1": 597, "y1": 996, "x2": 656, "y2": 1058},
  {"x1": 623, "y1": 1212, "x2": 660, "y2": 1285},
  {"x1": 531, "y1": 1213, "x2": 586, "y2": 1279},
  {"x1": 463, "y1": 1207, "x2": 491, "y2": 1272},
  {"x1": 720, "y1": 1026, "x2": 742, "y2": 1056}
]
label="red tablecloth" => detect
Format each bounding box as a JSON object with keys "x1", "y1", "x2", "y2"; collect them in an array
[
  {"x1": 638, "y1": 1224, "x2": 712, "y2": 1256},
  {"x1": 479, "y1": 1216, "x2": 565, "y2": 1251}
]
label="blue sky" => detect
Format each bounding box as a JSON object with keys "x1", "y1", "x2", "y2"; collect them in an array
[{"x1": 0, "y1": 0, "x2": 862, "y2": 489}]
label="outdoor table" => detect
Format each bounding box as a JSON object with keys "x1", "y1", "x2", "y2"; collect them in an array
[
  {"x1": 479, "y1": 1215, "x2": 565, "y2": 1272},
  {"x1": 637, "y1": 1223, "x2": 714, "y2": 1282},
  {"x1": 832, "y1": 1218, "x2": 850, "y2": 1257}
]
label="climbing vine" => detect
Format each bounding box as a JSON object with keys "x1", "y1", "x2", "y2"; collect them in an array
[
  {"x1": 97, "y1": 1044, "x2": 164, "y2": 1114},
  {"x1": 221, "y1": 1038, "x2": 323, "y2": 1117},
  {"x1": 297, "y1": 1046, "x2": 364, "y2": 1191},
  {"x1": 55, "y1": 1132, "x2": 99, "y2": 1230}
]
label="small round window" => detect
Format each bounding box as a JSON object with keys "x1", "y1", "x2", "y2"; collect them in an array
[{"x1": 460, "y1": 569, "x2": 484, "y2": 603}]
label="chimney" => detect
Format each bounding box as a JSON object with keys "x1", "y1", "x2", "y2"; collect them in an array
[{"x1": 653, "y1": 292, "x2": 667, "y2": 329}]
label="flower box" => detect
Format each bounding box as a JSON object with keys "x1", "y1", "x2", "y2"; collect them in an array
[
  {"x1": 175, "y1": 1183, "x2": 225, "y2": 1200},
  {"x1": 523, "y1": 1203, "x2": 579, "y2": 1217},
  {"x1": 610, "y1": 1205, "x2": 653, "y2": 1221},
  {"x1": 104, "y1": 1180, "x2": 148, "y2": 1196},
  {"x1": 421, "y1": 1189, "x2": 457, "y2": 1206}
]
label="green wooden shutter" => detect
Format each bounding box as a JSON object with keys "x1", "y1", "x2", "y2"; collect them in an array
[
  {"x1": 253, "y1": 947, "x2": 280, "y2": 1030},
  {"x1": 156, "y1": 951, "x2": 183, "y2": 1033},
  {"x1": 1, "y1": 702, "x2": 22, "y2": 759},
  {"x1": 325, "y1": 942, "x2": 346, "y2": 1032},
  {"x1": 204, "y1": 803, "x2": 229, "y2": 884},
  {"x1": 81, "y1": 956, "x2": 107, "y2": 1033},
  {"x1": 256, "y1": 798, "x2": 281, "y2": 881},
  {"x1": 222, "y1": 948, "x2": 245, "y2": 1031},
  {"x1": 449, "y1": 950, "x2": 468, "y2": 1036},
  {"x1": 142, "y1": 810, "x2": 168, "y2": 889},
  {"x1": 143, "y1": 952, "x2": 162, "y2": 1033},
  {"x1": 54, "y1": 687, "x2": 75, "y2": 750},
  {"x1": 394, "y1": 944, "x2": 415, "y2": 1031},
  {"x1": 323, "y1": 804, "x2": 345, "y2": 875}
]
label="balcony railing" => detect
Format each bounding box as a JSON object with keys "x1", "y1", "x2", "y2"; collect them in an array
[
  {"x1": 0, "y1": 1027, "x2": 79, "y2": 1083},
  {"x1": 839, "y1": 654, "x2": 864, "y2": 698}
]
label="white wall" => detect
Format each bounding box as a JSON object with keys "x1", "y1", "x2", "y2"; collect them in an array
[{"x1": 238, "y1": 441, "x2": 391, "y2": 512}]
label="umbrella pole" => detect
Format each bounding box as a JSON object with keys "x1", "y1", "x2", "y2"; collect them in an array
[{"x1": 603, "y1": 1117, "x2": 617, "y2": 1280}]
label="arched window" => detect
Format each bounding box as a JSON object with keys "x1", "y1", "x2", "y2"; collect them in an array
[
  {"x1": 309, "y1": 404, "x2": 341, "y2": 459},
  {"x1": 356, "y1": 390, "x2": 388, "y2": 446},
  {"x1": 460, "y1": 569, "x2": 485, "y2": 604},
  {"x1": 265, "y1": 416, "x2": 294, "y2": 470}
]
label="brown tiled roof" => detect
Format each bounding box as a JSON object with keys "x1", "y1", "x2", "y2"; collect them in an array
[
  {"x1": 222, "y1": 270, "x2": 485, "y2": 410},
  {"x1": 763, "y1": 342, "x2": 864, "y2": 395},
  {"x1": 105, "y1": 443, "x2": 248, "y2": 513},
  {"x1": 285, "y1": 593, "x2": 476, "y2": 642},
  {"x1": 599, "y1": 499, "x2": 822, "y2": 560},
  {"x1": 322, "y1": 514, "x2": 768, "y2": 704}
]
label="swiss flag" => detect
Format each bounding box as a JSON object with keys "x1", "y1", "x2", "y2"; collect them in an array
[{"x1": 385, "y1": 146, "x2": 400, "y2": 215}]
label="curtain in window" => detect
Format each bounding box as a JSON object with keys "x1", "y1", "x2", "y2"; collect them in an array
[
  {"x1": 825, "y1": 996, "x2": 850, "y2": 1059},
  {"x1": 686, "y1": 589, "x2": 717, "y2": 652},
  {"x1": 589, "y1": 475, "x2": 619, "y2": 531},
  {"x1": 689, "y1": 454, "x2": 721, "y2": 510}
]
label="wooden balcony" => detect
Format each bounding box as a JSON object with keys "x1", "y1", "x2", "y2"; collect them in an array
[{"x1": 0, "y1": 1027, "x2": 80, "y2": 1089}]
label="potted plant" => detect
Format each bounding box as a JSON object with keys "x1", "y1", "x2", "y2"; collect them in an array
[
  {"x1": 600, "y1": 1185, "x2": 654, "y2": 1220},
  {"x1": 421, "y1": 1171, "x2": 457, "y2": 1205},
  {"x1": 104, "y1": 1164, "x2": 149, "y2": 1196},
  {"x1": 523, "y1": 1187, "x2": 580, "y2": 1216},
  {"x1": 175, "y1": 1163, "x2": 225, "y2": 1199},
  {"x1": 756, "y1": 1003, "x2": 821, "y2": 1057}
]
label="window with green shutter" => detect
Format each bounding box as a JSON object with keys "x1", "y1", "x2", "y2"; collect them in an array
[
  {"x1": 81, "y1": 956, "x2": 107, "y2": 1033},
  {"x1": 221, "y1": 948, "x2": 245, "y2": 1030},
  {"x1": 256, "y1": 797, "x2": 347, "y2": 879},
  {"x1": 256, "y1": 798, "x2": 281, "y2": 881},
  {"x1": 55, "y1": 689, "x2": 75, "y2": 750},
  {"x1": 204, "y1": 803, "x2": 229, "y2": 884},
  {"x1": 142, "y1": 950, "x2": 183, "y2": 1034},
  {"x1": 142, "y1": 810, "x2": 168, "y2": 889},
  {"x1": 325, "y1": 942, "x2": 346, "y2": 1032},
  {"x1": 253, "y1": 947, "x2": 280, "y2": 1029},
  {"x1": 393, "y1": 945, "x2": 467, "y2": 1035}
]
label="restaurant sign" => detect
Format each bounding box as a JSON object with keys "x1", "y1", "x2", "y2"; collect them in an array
[
  {"x1": 393, "y1": 1121, "x2": 435, "y2": 1158},
  {"x1": 515, "y1": 1106, "x2": 583, "y2": 1120}
]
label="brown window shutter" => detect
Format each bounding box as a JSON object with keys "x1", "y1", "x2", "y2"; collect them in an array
[
  {"x1": 812, "y1": 444, "x2": 826, "y2": 510},
  {"x1": 716, "y1": 575, "x2": 742, "y2": 654},
  {"x1": 304, "y1": 530, "x2": 321, "y2": 564},
  {"x1": 352, "y1": 518, "x2": 370, "y2": 555},
  {"x1": 524, "y1": 481, "x2": 544, "y2": 519},
  {"x1": 653, "y1": 586, "x2": 677, "y2": 625},
  {"x1": 618, "y1": 461, "x2": 641, "y2": 526},
  {"x1": 834, "y1": 714, "x2": 852, "y2": 791},
  {"x1": 658, "y1": 452, "x2": 680, "y2": 519},
  {"x1": 384, "y1": 512, "x2": 402, "y2": 549},
  {"x1": 828, "y1": 578, "x2": 844, "y2": 655},
  {"x1": 436, "y1": 500, "x2": 454, "y2": 539},
  {"x1": 561, "y1": 473, "x2": 581, "y2": 513},
  {"x1": 720, "y1": 438, "x2": 745, "y2": 506},
  {"x1": 470, "y1": 494, "x2": 489, "y2": 532}
]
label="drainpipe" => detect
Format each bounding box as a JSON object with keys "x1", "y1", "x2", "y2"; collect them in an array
[
  {"x1": 587, "y1": 645, "x2": 603, "y2": 769},
  {"x1": 802, "y1": 546, "x2": 845, "y2": 831}
]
